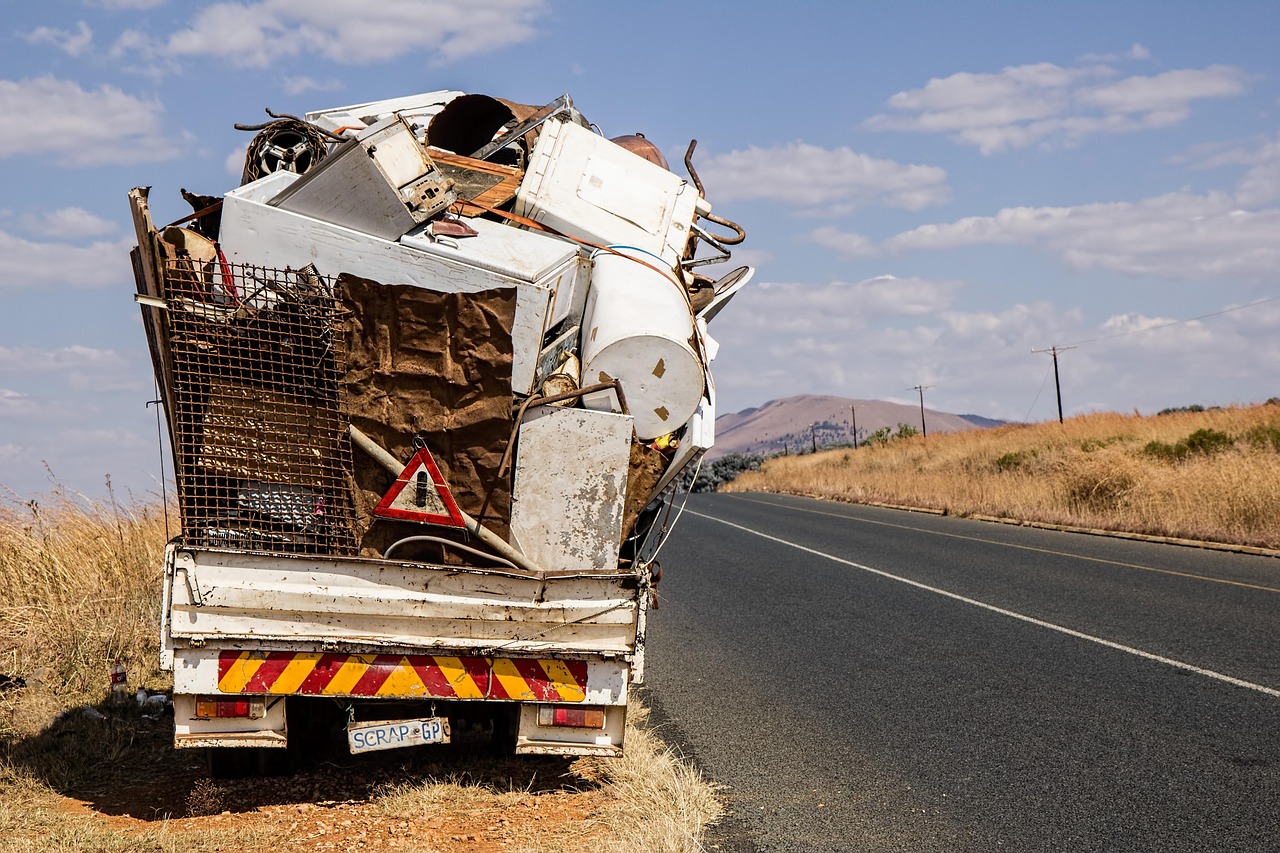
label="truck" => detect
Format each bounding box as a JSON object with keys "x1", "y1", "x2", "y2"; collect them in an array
[{"x1": 127, "y1": 89, "x2": 749, "y2": 773}]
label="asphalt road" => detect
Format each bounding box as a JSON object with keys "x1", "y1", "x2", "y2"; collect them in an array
[{"x1": 642, "y1": 492, "x2": 1280, "y2": 852}]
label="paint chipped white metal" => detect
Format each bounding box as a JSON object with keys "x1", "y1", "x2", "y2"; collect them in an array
[{"x1": 509, "y1": 407, "x2": 633, "y2": 572}]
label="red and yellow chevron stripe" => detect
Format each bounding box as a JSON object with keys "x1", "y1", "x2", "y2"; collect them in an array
[{"x1": 217, "y1": 651, "x2": 587, "y2": 702}]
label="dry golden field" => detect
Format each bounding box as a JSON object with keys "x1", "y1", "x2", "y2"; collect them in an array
[
  {"x1": 725, "y1": 403, "x2": 1280, "y2": 550},
  {"x1": 0, "y1": 489, "x2": 719, "y2": 851}
]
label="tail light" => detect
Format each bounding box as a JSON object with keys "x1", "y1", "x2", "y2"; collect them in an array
[
  {"x1": 537, "y1": 705, "x2": 606, "y2": 729},
  {"x1": 195, "y1": 695, "x2": 266, "y2": 719}
]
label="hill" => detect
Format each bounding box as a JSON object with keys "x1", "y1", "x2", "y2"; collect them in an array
[{"x1": 709, "y1": 394, "x2": 996, "y2": 460}]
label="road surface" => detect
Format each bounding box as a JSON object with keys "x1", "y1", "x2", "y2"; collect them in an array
[{"x1": 643, "y1": 492, "x2": 1280, "y2": 852}]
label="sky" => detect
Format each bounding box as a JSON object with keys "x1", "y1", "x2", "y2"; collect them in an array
[{"x1": 2, "y1": 0, "x2": 1279, "y2": 500}]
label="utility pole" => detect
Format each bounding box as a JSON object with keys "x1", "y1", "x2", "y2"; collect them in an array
[
  {"x1": 910, "y1": 385, "x2": 932, "y2": 438},
  {"x1": 810, "y1": 422, "x2": 818, "y2": 453},
  {"x1": 1032, "y1": 345, "x2": 1076, "y2": 423},
  {"x1": 850, "y1": 404, "x2": 858, "y2": 448}
]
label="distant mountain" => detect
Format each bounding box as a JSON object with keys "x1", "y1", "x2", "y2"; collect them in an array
[
  {"x1": 708, "y1": 394, "x2": 999, "y2": 460},
  {"x1": 957, "y1": 413, "x2": 1010, "y2": 429}
]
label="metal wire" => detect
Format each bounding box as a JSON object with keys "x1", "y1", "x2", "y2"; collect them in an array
[{"x1": 162, "y1": 259, "x2": 357, "y2": 554}]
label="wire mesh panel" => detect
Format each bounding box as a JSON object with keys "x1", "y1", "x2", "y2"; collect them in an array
[{"x1": 163, "y1": 259, "x2": 357, "y2": 554}]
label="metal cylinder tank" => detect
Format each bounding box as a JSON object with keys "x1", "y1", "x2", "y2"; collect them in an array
[{"x1": 580, "y1": 247, "x2": 705, "y2": 440}]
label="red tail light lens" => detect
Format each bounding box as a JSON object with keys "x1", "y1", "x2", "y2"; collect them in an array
[
  {"x1": 195, "y1": 695, "x2": 266, "y2": 719},
  {"x1": 537, "y1": 705, "x2": 606, "y2": 729}
]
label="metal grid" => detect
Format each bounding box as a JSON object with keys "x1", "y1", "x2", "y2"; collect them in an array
[{"x1": 162, "y1": 259, "x2": 357, "y2": 554}]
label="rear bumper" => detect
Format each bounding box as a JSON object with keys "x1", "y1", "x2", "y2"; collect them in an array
[{"x1": 171, "y1": 647, "x2": 631, "y2": 755}]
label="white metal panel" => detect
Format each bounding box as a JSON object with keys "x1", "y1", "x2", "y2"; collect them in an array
[
  {"x1": 219, "y1": 171, "x2": 577, "y2": 393},
  {"x1": 514, "y1": 119, "x2": 699, "y2": 265},
  {"x1": 304, "y1": 90, "x2": 463, "y2": 135},
  {"x1": 166, "y1": 548, "x2": 639, "y2": 655},
  {"x1": 509, "y1": 407, "x2": 633, "y2": 572},
  {"x1": 267, "y1": 116, "x2": 454, "y2": 240}
]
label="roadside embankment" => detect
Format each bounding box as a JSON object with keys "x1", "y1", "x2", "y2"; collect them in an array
[{"x1": 725, "y1": 403, "x2": 1280, "y2": 553}]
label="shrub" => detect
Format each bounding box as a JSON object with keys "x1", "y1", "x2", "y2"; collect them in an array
[
  {"x1": 1244, "y1": 424, "x2": 1280, "y2": 452},
  {"x1": 993, "y1": 450, "x2": 1032, "y2": 472},
  {"x1": 1183, "y1": 428, "x2": 1233, "y2": 455},
  {"x1": 690, "y1": 453, "x2": 763, "y2": 492},
  {"x1": 1142, "y1": 440, "x2": 1188, "y2": 463},
  {"x1": 1143, "y1": 428, "x2": 1233, "y2": 463}
]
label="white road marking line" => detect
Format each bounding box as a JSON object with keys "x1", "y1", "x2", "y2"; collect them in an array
[{"x1": 691, "y1": 509, "x2": 1280, "y2": 700}]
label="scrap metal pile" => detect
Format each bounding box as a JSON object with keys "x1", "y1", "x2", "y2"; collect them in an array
[{"x1": 129, "y1": 90, "x2": 750, "y2": 574}]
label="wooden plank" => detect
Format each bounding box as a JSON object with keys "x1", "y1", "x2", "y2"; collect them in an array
[{"x1": 429, "y1": 148, "x2": 523, "y2": 217}]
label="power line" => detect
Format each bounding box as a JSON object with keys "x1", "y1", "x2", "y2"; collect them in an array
[
  {"x1": 1031, "y1": 345, "x2": 1075, "y2": 423},
  {"x1": 880, "y1": 294, "x2": 1280, "y2": 399},
  {"x1": 1064, "y1": 295, "x2": 1280, "y2": 348}
]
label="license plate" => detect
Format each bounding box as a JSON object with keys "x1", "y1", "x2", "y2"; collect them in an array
[{"x1": 347, "y1": 716, "x2": 451, "y2": 754}]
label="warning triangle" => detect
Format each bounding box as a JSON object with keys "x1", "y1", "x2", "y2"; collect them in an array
[{"x1": 373, "y1": 447, "x2": 466, "y2": 528}]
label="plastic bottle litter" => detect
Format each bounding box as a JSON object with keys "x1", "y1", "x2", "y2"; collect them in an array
[{"x1": 110, "y1": 658, "x2": 129, "y2": 704}]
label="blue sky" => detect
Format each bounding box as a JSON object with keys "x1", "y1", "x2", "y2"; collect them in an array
[{"x1": 2, "y1": 1, "x2": 1279, "y2": 499}]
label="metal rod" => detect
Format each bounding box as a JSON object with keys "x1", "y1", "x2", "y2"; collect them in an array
[{"x1": 348, "y1": 425, "x2": 542, "y2": 574}]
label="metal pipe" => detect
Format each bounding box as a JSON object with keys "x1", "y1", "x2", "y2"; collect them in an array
[
  {"x1": 383, "y1": 534, "x2": 519, "y2": 570},
  {"x1": 348, "y1": 425, "x2": 543, "y2": 574}
]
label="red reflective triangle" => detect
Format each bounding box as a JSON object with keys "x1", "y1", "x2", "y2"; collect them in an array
[{"x1": 373, "y1": 446, "x2": 466, "y2": 528}]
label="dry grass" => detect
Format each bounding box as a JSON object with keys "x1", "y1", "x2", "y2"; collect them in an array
[
  {"x1": 0, "y1": 485, "x2": 171, "y2": 718},
  {"x1": 0, "y1": 485, "x2": 723, "y2": 851},
  {"x1": 574, "y1": 702, "x2": 725, "y2": 852},
  {"x1": 726, "y1": 403, "x2": 1280, "y2": 549}
]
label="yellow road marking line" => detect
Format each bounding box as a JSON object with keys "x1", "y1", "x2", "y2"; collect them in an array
[{"x1": 732, "y1": 495, "x2": 1280, "y2": 594}]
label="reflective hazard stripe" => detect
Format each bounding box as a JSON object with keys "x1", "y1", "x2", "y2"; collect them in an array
[{"x1": 217, "y1": 651, "x2": 588, "y2": 702}]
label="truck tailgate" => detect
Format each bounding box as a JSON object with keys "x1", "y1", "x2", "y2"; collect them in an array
[{"x1": 164, "y1": 546, "x2": 641, "y2": 658}]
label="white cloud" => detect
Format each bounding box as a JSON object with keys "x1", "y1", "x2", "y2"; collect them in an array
[
  {"x1": 0, "y1": 76, "x2": 179, "y2": 165},
  {"x1": 0, "y1": 230, "x2": 135, "y2": 290},
  {"x1": 163, "y1": 0, "x2": 548, "y2": 69},
  {"x1": 696, "y1": 143, "x2": 948, "y2": 215},
  {"x1": 89, "y1": 0, "x2": 168, "y2": 8},
  {"x1": 1184, "y1": 134, "x2": 1280, "y2": 207},
  {"x1": 882, "y1": 191, "x2": 1280, "y2": 280},
  {"x1": 282, "y1": 75, "x2": 343, "y2": 96},
  {"x1": 711, "y1": 274, "x2": 1280, "y2": 423},
  {"x1": 810, "y1": 226, "x2": 879, "y2": 259},
  {"x1": 23, "y1": 21, "x2": 94, "y2": 56},
  {"x1": 19, "y1": 208, "x2": 117, "y2": 239},
  {"x1": 0, "y1": 389, "x2": 46, "y2": 418},
  {"x1": 0, "y1": 346, "x2": 128, "y2": 374},
  {"x1": 1079, "y1": 43, "x2": 1152, "y2": 63},
  {"x1": 0, "y1": 346, "x2": 145, "y2": 395},
  {"x1": 866, "y1": 62, "x2": 1247, "y2": 153},
  {"x1": 225, "y1": 143, "x2": 250, "y2": 178}
]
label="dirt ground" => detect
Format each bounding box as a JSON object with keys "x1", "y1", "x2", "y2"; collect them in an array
[{"x1": 3, "y1": 700, "x2": 628, "y2": 852}]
